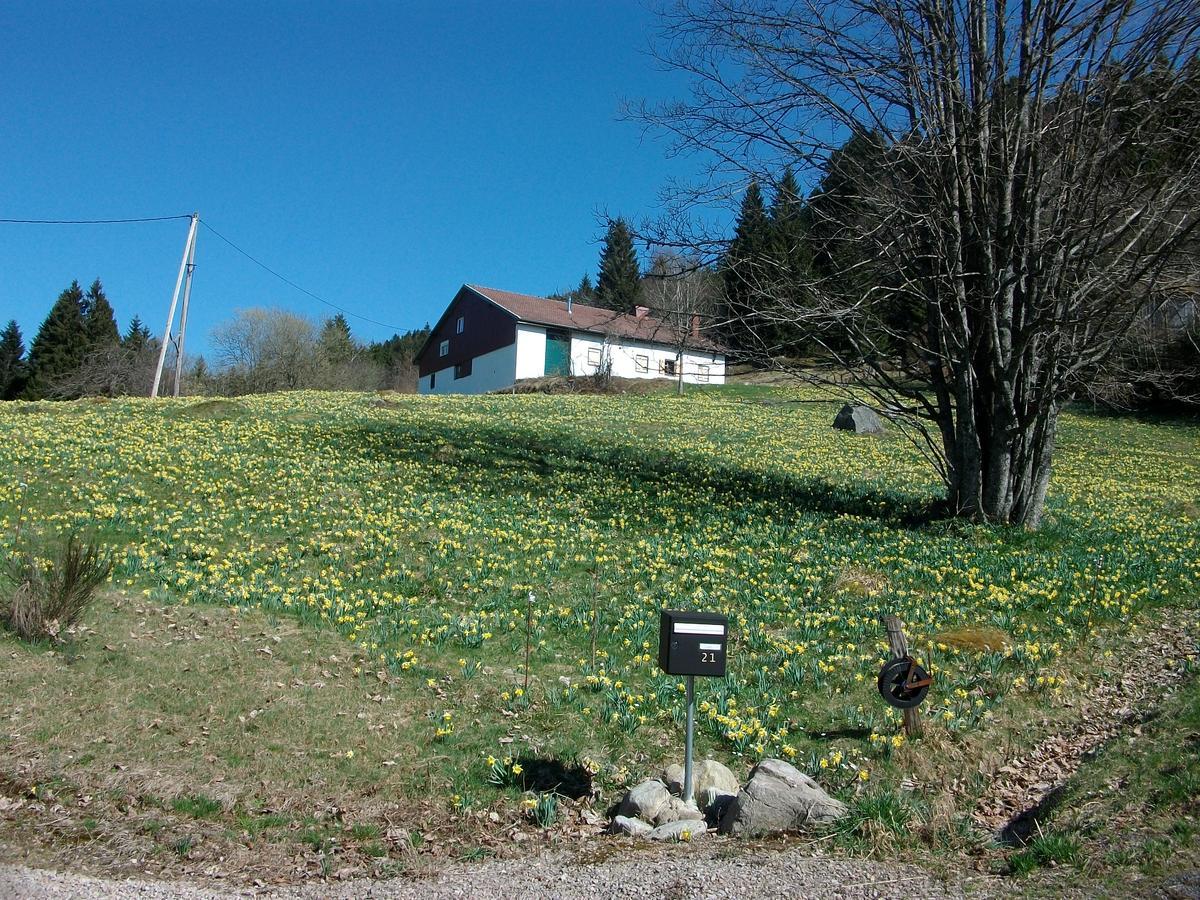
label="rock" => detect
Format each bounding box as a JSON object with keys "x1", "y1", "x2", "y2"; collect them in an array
[
  {"x1": 647, "y1": 819, "x2": 709, "y2": 842},
  {"x1": 654, "y1": 796, "x2": 705, "y2": 826},
  {"x1": 617, "y1": 779, "x2": 671, "y2": 824},
  {"x1": 663, "y1": 760, "x2": 739, "y2": 801},
  {"x1": 833, "y1": 404, "x2": 885, "y2": 435},
  {"x1": 718, "y1": 758, "x2": 848, "y2": 836},
  {"x1": 609, "y1": 815, "x2": 653, "y2": 837}
]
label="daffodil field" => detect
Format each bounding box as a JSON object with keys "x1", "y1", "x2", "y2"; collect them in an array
[{"x1": 2, "y1": 389, "x2": 1198, "y2": 800}]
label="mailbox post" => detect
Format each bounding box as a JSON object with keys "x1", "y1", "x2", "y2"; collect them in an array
[{"x1": 658, "y1": 609, "x2": 728, "y2": 805}]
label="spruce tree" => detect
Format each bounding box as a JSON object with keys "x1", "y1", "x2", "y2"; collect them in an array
[
  {"x1": 577, "y1": 274, "x2": 597, "y2": 304},
  {"x1": 721, "y1": 180, "x2": 772, "y2": 353},
  {"x1": 123, "y1": 315, "x2": 153, "y2": 352},
  {"x1": 27, "y1": 281, "x2": 89, "y2": 398},
  {"x1": 596, "y1": 218, "x2": 642, "y2": 312},
  {"x1": 318, "y1": 314, "x2": 356, "y2": 364},
  {"x1": 84, "y1": 279, "x2": 120, "y2": 349},
  {"x1": 0, "y1": 320, "x2": 27, "y2": 400},
  {"x1": 765, "y1": 168, "x2": 814, "y2": 354}
]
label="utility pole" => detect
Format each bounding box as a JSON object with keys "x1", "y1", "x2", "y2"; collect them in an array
[{"x1": 151, "y1": 212, "x2": 199, "y2": 398}]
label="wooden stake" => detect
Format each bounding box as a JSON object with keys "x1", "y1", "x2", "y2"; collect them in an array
[{"x1": 883, "y1": 614, "x2": 922, "y2": 737}]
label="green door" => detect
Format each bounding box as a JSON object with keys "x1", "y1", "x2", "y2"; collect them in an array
[{"x1": 544, "y1": 329, "x2": 571, "y2": 376}]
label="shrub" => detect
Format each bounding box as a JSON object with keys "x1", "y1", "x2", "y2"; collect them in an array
[{"x1": 1, "y1": 534, "x2": 113, "y2": 643}]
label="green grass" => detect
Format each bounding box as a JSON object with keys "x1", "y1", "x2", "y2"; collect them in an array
[
  {"x1": 0, "y1": 386, "x2": 1197, "y2": 878},
  {"x1": 1015, "y1": 668, "x2": 1200, "y2": 883}
]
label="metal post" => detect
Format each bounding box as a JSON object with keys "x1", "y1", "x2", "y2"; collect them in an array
[
  {"x1": 172, "y1": 216, "x2": 198, "y2": 397},
  {"x1": 683, "y1": 674, "x2": 695, "y2": 805},
  {"x1": 151, "y1": 213, "x2": 198, "y2": 398}
]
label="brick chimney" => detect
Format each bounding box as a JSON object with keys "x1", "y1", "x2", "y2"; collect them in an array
[
  {"x1": 633, "y1": 305, "x2": 650, "y2": 318},
  {"x1": 690, "y1": 314, "x2": 700, "y2": 338}
]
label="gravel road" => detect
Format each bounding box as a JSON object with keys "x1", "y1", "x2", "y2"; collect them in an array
[{"x1": 0, "y1": 845, "x2": 978, "y2": 899}]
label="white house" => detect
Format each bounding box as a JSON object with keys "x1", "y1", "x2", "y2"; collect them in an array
[{"x1": 416, "y1": 284, "x2": 727, "y2": 395}]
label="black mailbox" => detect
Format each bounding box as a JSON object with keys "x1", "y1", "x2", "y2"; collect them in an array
[{"x1": 658, "y1": 609, "x2": 729, "y2": 677}]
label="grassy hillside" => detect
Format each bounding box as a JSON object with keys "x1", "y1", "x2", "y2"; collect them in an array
[{"x1": 1, "y1": 387, "x2": 1198, "y2": 880}]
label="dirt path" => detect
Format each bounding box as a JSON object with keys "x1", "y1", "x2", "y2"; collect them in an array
[
  {"x1": 973, "y1": 614, "x2": 1200, "y2": 842},
  {"x1": 0, "y1": 846, "x2": 978, "y2": 900}
]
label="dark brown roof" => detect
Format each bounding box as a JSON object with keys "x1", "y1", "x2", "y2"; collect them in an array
[{"x1": 467, "y1": 284, "x2": 725, "y2": 353}]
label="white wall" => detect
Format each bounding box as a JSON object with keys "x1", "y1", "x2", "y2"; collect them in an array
[
  {"x1": 418, "y1": 323, "x2": 726, "y2": 394},
  {"x1": 514, "y1": 324, "x2": 547, "y2": 380},
  {"x1": 418, "y1": 342, "x2": 518, "y2": 395},
  {"x1": 571, "y1": 334, "x2": 726, "y2": 385}
]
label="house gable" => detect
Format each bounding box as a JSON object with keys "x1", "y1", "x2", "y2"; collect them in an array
[{"x1": 416, "y1": 286, "x2": 518, "y2": 377}]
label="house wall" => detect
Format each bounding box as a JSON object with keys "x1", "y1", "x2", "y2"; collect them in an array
[
  {"x1": 416, "y1": 287, "x2": 517, "y2": 378},
  {"x1": 514, "y1": 324, "x2": 547, "y2": 380},
  {"x1": 419, "y1": 341, "x2": 519, "y2": 395},
  {"x1": 568, "y1": 333, "x2": 726, "y2": 385}
]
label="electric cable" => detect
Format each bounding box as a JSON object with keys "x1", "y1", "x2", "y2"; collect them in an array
[{"x1": 199, "y1": 219, "x2": 407, "y2": 332}]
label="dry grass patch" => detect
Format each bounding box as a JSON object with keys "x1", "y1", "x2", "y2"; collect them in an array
[{"x1": 0, "y1": 592, "x2": 516, "y2": 883}]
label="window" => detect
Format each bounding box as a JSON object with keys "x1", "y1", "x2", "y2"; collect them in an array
[
  {"x1": 454, "y1": 359, "x2": 472, "y2": 380},
  {"x1": 697, "y1": 364, "x2": 710, "y2": 383},
  {"x1": 456, "y1": 316, "x2": 465, "y2": 334},
  {"x1": 429, "y1": 372, "x2": 436, "y2": 389},
  {"x1": 439, "y1": 339, "x2": 449, "y2": 357},
  {"x1": 586, "y1": 347, "x2": 602, "y2": 367},
  {"x1": 634, "y1": 354, "x2": 649, "y2": 374},
  {"x1": 661, "y1": 358, "x2": 677, "y2": 377}
]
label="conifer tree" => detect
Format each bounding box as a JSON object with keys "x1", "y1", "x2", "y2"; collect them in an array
[
  {"x1": 0, "y1": 320, "x2": 27, "y2": 400},
  {"x1": 318, "y1": 313, "x2": 356, "y2": 364},
  {"x1": 27, "y1": 281, "x2": 88, "y2": 398},
  {"x1": 123, "y1": 315, "x2": 153, "y2": 352},
  {"x1": 721, "y1": 180, "x2": 771, "y2": 352},
  {"x1": 596, "y1": 218, "x2": 642, "y2": 312},
  {"x1": 83, "y1": 279, "x2": 120, "y2": 349}
]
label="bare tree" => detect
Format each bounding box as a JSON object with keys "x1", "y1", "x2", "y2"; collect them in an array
[
  {"x1": 642, "y1": 251, "x2": 725, "y2": 394},
  {"x1": 635, "y1": 0, "x2": 1200, "y2": 526}
]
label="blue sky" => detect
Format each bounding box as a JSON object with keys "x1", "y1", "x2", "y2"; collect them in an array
[{"x1": 0, "y1": 1, "x2": 725, "y2": 355}]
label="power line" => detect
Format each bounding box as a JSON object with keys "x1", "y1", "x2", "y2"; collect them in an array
[
  {"x1": 0, "y1": 214, "x2": 193, "y2": 225},
  {"x1": 0, "y1": 212, "x2": 410, "y2": 335},
  {"x1": 200, "y1": 219, "x2": 407, "y2": 332}
]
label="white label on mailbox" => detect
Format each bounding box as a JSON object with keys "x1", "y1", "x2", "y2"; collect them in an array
[
  {"x1": 673, "y1": 623, "x2": 725, "y2": 636},
  {"x1": 699, "y1": 642, "x2": 722, "y2": 651}
]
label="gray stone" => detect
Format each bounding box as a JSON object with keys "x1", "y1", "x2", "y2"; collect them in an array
[
  {"x1": 663, "y1": 760, "x2": 739, "y2": 800},
  {"x1": 617, "y1": 779, "x2": 671, "y2": 824},
  {"x1": 654, "y1": 796, "x2": 705, "y2": 827},
  {"x1": 833, "y1": 404, "x2": 885, "y2": 435},
  {"x1": 718, "y1": 758, "x2": 848, "y2": 836},
  {"x1": 609, "y1": 815, "x2": 653, "y2": 837},
  {"x1": 647, "y1": 819, "x2": 709, "y2": 842}
]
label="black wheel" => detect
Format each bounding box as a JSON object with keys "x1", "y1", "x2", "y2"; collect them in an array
[{"x1": 877, "y1": 657, "x2": 931, "y2": 709}]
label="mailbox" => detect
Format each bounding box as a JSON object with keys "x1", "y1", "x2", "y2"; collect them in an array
[{"x1": 658, "y1": 609, "x2": 728, "y2": 677}]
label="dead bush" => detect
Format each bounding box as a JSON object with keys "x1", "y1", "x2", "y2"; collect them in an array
[{"x1": 2, "y1": 535, "x2": 113, "y2": 643}]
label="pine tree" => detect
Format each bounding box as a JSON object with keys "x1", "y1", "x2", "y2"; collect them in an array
[
  {"x1": 318, "y1": 313, "x2": 356, "y2": 365},
  {"x1": 27, "y1": 281, "x2": 89, "y2": 398},
  {"x1": 0, "y1": 320, "x2": 27, "y2": 400},
  {"x1": 577, "y1": 274, "x2": 597, "y2": 304},
  {"x1": 764, "y1": 168, "x2": 814, "y2": 354},
  {"x1": 84, "y1": 279, "x2": 120, "y2": 349},
  {"x1": 123, "y1": 315, "x2": 153, "y2": 352},
  {"x1": 721, "y1": 180, "x2": 772, "y2": 353},
  {"x1": 596, "y1": 218, "x2": 642, "y2": 312}
]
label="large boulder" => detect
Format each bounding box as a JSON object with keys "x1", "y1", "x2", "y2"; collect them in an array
[
  {"x1": 833, "y1": 404, "x2": 886, "y2": 435},
  {"x1": 617, "y1": 779, "x2": 671, "y2": 824},
  {"x1": 718, "y1": 758, "x2": 848, "y2": 836}
]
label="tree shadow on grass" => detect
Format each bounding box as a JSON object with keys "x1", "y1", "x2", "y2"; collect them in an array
[{"x1": 342, "y1": 417, "x2": 944, "y2": 528}]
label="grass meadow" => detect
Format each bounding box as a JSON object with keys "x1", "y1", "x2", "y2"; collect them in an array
[{"x1": 1, "y1": 385, "x2": 1198, "y2": 880}]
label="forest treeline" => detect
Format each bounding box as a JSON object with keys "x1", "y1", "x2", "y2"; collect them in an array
[{"x1": 0, "y1": 281, "x2": 430, "y2": 400}]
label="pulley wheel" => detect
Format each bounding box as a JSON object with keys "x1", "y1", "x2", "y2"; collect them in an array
[{"x1": 877, "y1": 657, "x2": 931, "y2": 709}]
